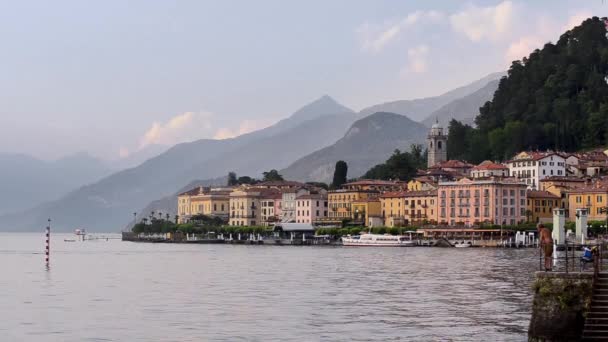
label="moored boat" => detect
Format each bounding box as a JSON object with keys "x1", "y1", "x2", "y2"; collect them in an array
[
  {"x1": 454, "y1": 240, "x2": 472, "y2": 248},
  {"x1": 342, "y1": 233, "x2": 416, "y2": 247}
]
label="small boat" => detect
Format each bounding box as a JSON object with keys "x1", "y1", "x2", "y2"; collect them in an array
[
  {"x1": 454, "y1": 240, "x2": 472, "y2": 248},
  {"x1": 342, "y1": 233, "x2": 416, "y2": 247},
  {"x1": 64, "y1": 239, "x2": 76, "y2": 242}
]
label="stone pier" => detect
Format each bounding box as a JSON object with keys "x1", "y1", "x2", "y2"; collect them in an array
[{"x1": 528, "y1": 272, "x2": 593, "y2": 341}]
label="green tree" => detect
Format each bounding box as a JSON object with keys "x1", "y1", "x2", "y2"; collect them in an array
[
  {"x1": 262, "y1": 169, "x2": 284, "y2": 182},
  {"x1": 331, "y1": 161, "x2": 348, "y2": 189},
  {"x1": 227, "y1": 172, "x2": 238, "y2": 186}
]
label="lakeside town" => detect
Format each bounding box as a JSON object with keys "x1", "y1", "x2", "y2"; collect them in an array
[{"x1": 128, "y1": 121, "x2": 608, "y2": 245}]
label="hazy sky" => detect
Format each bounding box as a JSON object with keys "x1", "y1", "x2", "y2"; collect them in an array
[{"x1": 0, "y1": 0, "x2": 604, "y2": 160}]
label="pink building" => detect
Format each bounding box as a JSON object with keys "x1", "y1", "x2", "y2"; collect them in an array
[
  {"x1": 437, "y1": 177, "x2": 527, "y2": 226},
  {"x1": 295, "y1": 194, "x2": 328, "y2": 224}
]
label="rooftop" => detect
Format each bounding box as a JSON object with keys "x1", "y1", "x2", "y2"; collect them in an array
[
  {"x1": 527, "y1": 190, "x2": 560, "y2": 199},
  {"x1": 471, "y1": 160, "x2": 508, "y2": 171}
]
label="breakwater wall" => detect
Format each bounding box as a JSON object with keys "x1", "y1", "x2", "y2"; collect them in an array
[{"x1": 528, "y1": 272, "x2": 593, "y2": 341}]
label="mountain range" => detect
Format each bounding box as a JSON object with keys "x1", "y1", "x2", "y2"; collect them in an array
[
  {"x1": 0, "y1": 97, "x2": 355, "y2": 231},
  {"x1": 281, "y1": 112, "x2": 428, "y2": 182},
  {"x1": 1, "y1": 71, "x2": 504, "y2": 232},
  {"x1": 0, "y1": 153, "x2": 112, "y2": 216}
]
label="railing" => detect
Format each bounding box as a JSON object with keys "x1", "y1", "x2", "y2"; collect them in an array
[{"x1": 538, "y1": 241, "x2": 606, "y2": 274}]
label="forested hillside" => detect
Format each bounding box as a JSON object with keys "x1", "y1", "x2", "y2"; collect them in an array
[{"x1": 450, "y1": 17, "x2": 608, "y2": 162}]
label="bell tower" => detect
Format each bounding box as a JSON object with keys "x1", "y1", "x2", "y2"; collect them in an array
[{"x1": 427, "y1": 118, "x2": 447, "y2": 168}]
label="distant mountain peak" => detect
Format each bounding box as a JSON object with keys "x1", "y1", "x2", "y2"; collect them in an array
[{"x1": 290, "y1": 95, "x2": 354, "y2": 120}]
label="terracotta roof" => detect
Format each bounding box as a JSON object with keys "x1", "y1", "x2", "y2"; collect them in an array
[
  {"x1": 429, "y1": 160, "x2": 475, "y2": 169},
  {"x1": 540, "y1": 176, "x2": 586, "y2": 183},
  {"x1": 507, "y1": 151, "x2": 566, "y2": 162},
  {"x1": 255, "y1": 181, "x2": 307, "y2": 187},
  {"x1": 471, "y1": 160, "x2": 508, "y2": 171},
  {"x1": 379, "y1": 191, "x2": 408, "y2": 198},
  {"x1": 344, "y1": 179, "x2": 401, "y2": 186},
  {"x1": 527, "y1": 190, "x2": 560, "y2": 199},
  {"x1": 178, "y1": 187, "x2": 202, "y2": 196},
  {"x1": 297, "y1": 193, "x2": 327, "y2": 200},
  {"x1": 380, "y1": 190, "x2": 436, "y2": 198}
]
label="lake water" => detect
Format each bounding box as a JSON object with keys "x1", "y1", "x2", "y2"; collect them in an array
[{"x1": 0, "y1": 233, "x2": 538, "y2": 341}]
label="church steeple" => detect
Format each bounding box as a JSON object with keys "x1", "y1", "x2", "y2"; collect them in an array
[{"x1": 427, "y1": 119, "x2": 448, "y2": 168}]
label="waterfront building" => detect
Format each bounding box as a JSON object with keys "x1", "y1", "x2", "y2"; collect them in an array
[
  {"x1": 470, "y1": 160, "x2": 509, "y2": 178},
  {"x1": 229, "y1": 188, "x2": 268, "y2": 226},
  {"x1": 565, "y1": 150, "x2": 608, "y2": 177},
  {"x1": 526, "y1": 190, "x2": 560, "y2": 224},
  {"x1": 177, "y1": 187, "x2": 231, "y2": 223},
  {"x1": 403, "y1": 190, "x2": 438, "y2": 225},
  {"x1": 379, "y1": 190, "x2": 438, "y2": 226},
  {"x1": 566, "y1": 182, "x2": 608, "y2": 222},
  {"x1": 281, "y1": 188, "x2": 310, "y2": 223},
  {"x1": 177, "y1": 187, "x2": 203, "y2": 222},
  {"x1": 506, "y1": 151, "x2": 566, "y2": 189},
  {"x1": 427, "y1": 119, "x2": 448, "y2": 167},
  {"x1": 295, "y1": 193, "x2": 328, "y2": 224},
  {"x1": 379, "y1": 191, "x2": 407, "y2": 227},
  {"x1": 260, "y1": 190, "x2": 282, "y2": 226},
  {"x1": 437, "y1": 177, "x2": 527, "y2": 226},
  {"x1": 327, "y1": 189, "x2": 380, "y2": 223},
  {"x1": 351, "y1": 198, "x2": 382, "y2": 226}
]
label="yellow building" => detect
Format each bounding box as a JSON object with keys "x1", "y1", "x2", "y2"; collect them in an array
[
  {"x1": 351, "y1": 198, "x2": 382, "y2": 226},
  {"x1": 177, "y1": 187, "x2": 232, "y2": 223},
  {"x1": 567, "y1": 186, "x2": 608, "y2": 222},
  {"x1": 407, "y1": 177, "x2": 437, "y2": 191},
  {"x1": 526, "y1": 190, "x2": 560, "y2": 224},
  {"x1": 380, "y1": 190, "x2": 438, "y2": 226},
  {"x1": 327, "y1": 189, "x2": 380, "y2": 222},
  {"x1": 403, "y1": 190, "x2": 438, "y2": 225},
  {"x1": 177, "y1": 187, "x2": 204, "y2": 222},
  {"x1": 341, "y1": 179, "x2": 404, "y2": 192},
  {"x1": 229, "y1": 188, "x2": 265, "y2": 226},
  {"x1": 380, "y1": 191, "x2": 408, "y2": 227}
]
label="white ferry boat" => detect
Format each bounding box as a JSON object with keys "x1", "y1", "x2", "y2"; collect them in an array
[{"x1": 342, "y1": 233, "x2": 416, "y2": 247}]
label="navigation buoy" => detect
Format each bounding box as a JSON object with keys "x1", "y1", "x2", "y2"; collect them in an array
[{"x1": 45, "y1": 218, "x2": 51, "y2": 266}]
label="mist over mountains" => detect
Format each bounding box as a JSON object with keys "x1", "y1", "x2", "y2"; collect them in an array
[{"x1": 0, "y1": 72, "x2": 502, "y2": 232}]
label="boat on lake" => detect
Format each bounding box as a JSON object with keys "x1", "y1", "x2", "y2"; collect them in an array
[
  {"x1": 454, "y1": 241, "x2": 472, "y2": 248},
  {"x1": 342, "y1": 233, "x2": 416, "y2": 247}
]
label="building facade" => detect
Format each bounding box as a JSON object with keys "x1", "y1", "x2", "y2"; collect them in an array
[
  {"x1": 427, "y1": 120, "x2": 448, "y2": 168},
  {"x1": 526, "y1": 190, "x2": 560, "y2": 223},
  {"x1": 295, "y1": 194, "x2": 328, "y2": 224},
  {"x1": 567, "y1": 184, "x2": 608, "y2": 222},
  {"x1": 327, "y1": 189, "x2": 380, "y2": 222},
  {"x1": 438, "y1": 178, "x2": 527, "y2": 226},
  {"x1": 470, "y1": 160, "x2": 509, "y2": 178},
  {"x1": 177, "y1": 187, "x2": 231, "y2": 223},
  {"x1": 229, "y1": 189, "x2": 264, "y2": 226},
  {"x1": 506, "y1": 151, "x2": 566, "y2": 189}
]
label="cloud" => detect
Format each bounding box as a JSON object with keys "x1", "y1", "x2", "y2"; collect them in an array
[
  {"x1": 213, "y1": 120, "x2": 263, "y2": 140},
  {"x1": 118, "y1": 147, "x2": 130, "y2": 158},
  {"x1": 505, "y1": 12, "x2": 592, "y2": 63},
  {"x1": 357, "y1": 10, "x2": 443, "y2": 53},
  {"x1": 450, "y1": 1, "x2": 514, "y2": 42},
  {"x1": 139, "y1": 111, "x2": 213, "y2": 148},
  {"x1": 401, "y1": 45, "x2": 430, "y2": 75},
  {"x1": 563, "y1": 11, "x2": 592, "y2": 32}
]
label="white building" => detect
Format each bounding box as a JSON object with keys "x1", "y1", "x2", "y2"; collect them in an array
[
  {"x1": 470, "y1": 160, "x2": 509, "y2": 178},
  {"x1": 280, "y1": 188, "x2": 310, "y2": 223},
  {"x1": 506, "y1": 152, "x2": 566, "y2": 189}
]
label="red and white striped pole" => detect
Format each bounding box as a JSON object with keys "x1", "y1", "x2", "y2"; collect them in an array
[{"x1": 45, "y1": 218, "x2": 51, "y2": 266}]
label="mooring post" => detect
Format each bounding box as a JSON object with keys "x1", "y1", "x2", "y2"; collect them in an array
[{"x1": 45, "y1": 218, "x2": 51, "y2": 266}]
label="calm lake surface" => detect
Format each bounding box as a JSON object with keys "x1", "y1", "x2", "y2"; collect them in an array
[{"x1": 0, "y1": 233, "x2": 538, "y2": 341}]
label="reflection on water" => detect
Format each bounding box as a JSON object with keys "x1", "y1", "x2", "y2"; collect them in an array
[{"x1": 0, "y1": 233, "x2": 537, "y2": 341}]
